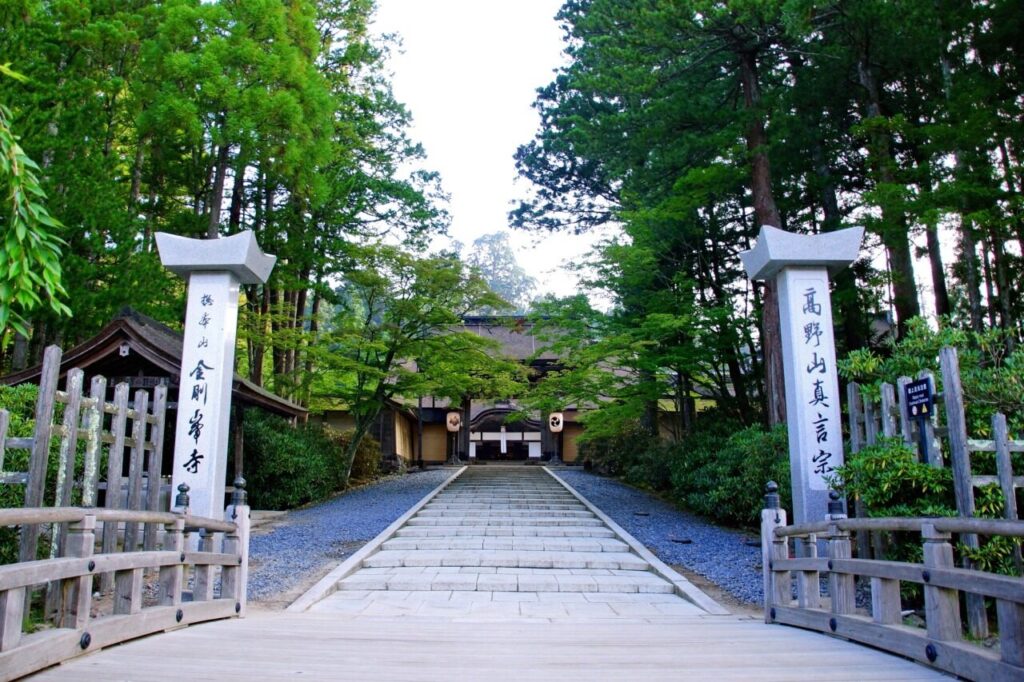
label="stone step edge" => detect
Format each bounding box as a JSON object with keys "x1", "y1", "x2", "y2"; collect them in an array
[
  {"x1": 337, "y1": 574, "x2": 675, "y2": 594},
  {"x1": 364, "y1": 550, "x2": 649, "y2": 570},
  {"x1": 286, "y1": 466, "x2": 468, "y2": 613}
]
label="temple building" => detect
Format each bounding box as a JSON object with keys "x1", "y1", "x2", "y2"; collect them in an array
[{"x1": 314, "y1": 317, "x2": 585, "y2": 467}]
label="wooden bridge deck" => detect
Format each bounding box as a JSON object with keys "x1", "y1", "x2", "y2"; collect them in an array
[
  {"x1": 25, "y1": 467, "x2": 950, "y2": 680},
  {"x1": 28, "y1": 611, "x2": 947, "y2": 681}
]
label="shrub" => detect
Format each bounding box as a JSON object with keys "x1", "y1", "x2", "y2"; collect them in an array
[
  {"x1": 0, "y1": 383, "x2": 38, "y2": 564},
  {"x1": 580, "y1": 412, "x2": 790, "y2": 529},
  {"x1": 242, "y1": 410, "x2": 350, "y2": 510},
  {"x1": 577, "y1": 422, "x2": 656, "y2": 478},
  {"x1": 333, "y1": 428, "x2": 381, "y2": 483},
  {"x1": 670, "y1": 424, "x2": 790, "y2": 527},
  {"x1": 831, "y1": 438, "x2": 1019, "y2": 585},
  {"x1": 0, "y1": 382, "x2": 72, "y2": 561}
]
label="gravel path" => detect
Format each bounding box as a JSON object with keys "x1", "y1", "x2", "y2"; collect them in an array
[
  {"x1": 248, "y1": 466, "x2": 763, "y2": 607},
  {"x1": 248, "y1": 468, "x2": 454, "y2": 602},
  {"x1": 554, "y1": 469, "x2": 763, "y2": 605}
]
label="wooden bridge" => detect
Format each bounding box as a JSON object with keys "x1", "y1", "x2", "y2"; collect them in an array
[{"x1": 5, "y1": 466, "x2": 1000, "y2": 681}]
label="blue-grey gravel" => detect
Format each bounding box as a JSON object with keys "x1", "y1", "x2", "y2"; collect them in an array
[
  {"x1": 554, "y1": 469, "x2": 763, "y2": 605},
  {"x1": 247, "y1": 468, "x2": 453, "y2": 602}
]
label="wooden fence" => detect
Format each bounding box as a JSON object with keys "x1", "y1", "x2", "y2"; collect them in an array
[
  {"x1": 760, "y1": 487, "x2": 1024, "y2": 682},
  {"x1": 1, "y1": 346, "x2": 171, "y2": 592},
  {"x1": 846, "y1": 346, "x2": 1023, "y2": 638},
  {"x1": 0, "y1": 501, "x2": 250, "y2": 681},
  {"x1": 0, "y1": 345, "x2": 251, "y2": 679}
]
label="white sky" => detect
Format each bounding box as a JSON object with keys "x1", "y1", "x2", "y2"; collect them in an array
[{"x1": 372, "y1": 0, "x2": 613, "y2": 301}]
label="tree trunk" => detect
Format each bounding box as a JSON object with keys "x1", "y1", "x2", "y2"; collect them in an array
[
  {"x1": 206, "y1": 141, "x2": 230, "y2": 239},
  {"x1": 738, "y1": 49, "x2": 786, "y2": 427},
  {"x1": 856, "y1": 54, "x2": 920, "y2": 333}
]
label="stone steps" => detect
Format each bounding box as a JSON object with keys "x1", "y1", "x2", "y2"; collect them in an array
[
  {"x1": 415, "y1": 509, "x2": 595, "y2": 518},
  {"x1": 337, "y1": 569, "x2": 674, "y2": 594},
  {"x1": 328, "y1": 466, "x2": 680, "y2": 603},
  {"x1": 406, "y1": 516, "x2": 605, "y2": 527},
  {"x1": 365, "y1": 549, "x2": 648, "y2": 570},
  {"x1": 394, "y1": 525, "x2": 617, "y2": 538},
  {"x1": 381, "y1": 536, "x2": 628, "y2": 552}
]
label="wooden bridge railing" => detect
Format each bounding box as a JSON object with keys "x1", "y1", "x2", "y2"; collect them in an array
[
  {"x1": 761, "y1": 483, "x2": 1024, "y2": 682},
  {"x1": 0, "y1": 495, "x2": 249, "y2": 682}
]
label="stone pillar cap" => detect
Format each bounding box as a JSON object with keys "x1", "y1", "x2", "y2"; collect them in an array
[
  {"x1": 155, "y1": 230, "x2": 276, "y2": 284},
  {"x1": 740, "y1": 225, "x2": 864, "y2": 281}
]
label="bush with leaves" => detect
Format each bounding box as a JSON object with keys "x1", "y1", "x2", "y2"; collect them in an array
[
  {"x1": 839, "y1": 318, "x2": 1024, "y2": 441},
  {"x1": 580, "y1": 412, "x2": 790, "y2": 529},
  {"x1": 334, "y1": 428, "x2": 381, "y2": 483},
  {"x1": 577, "y1": 422, "x2": 657, "y2": 479},
  {"x1": 669, "y1": 424, "x2": 791, "y2": 528},
  {"x1": 242, "y1": 410, "x2": 352, "y2": 510},
  {"x1": 830, "y1": 438, "x2": 1020, "y2": 584},
  {"x1": 0, "y1": 383, "x2": 37, "y2": 563}
]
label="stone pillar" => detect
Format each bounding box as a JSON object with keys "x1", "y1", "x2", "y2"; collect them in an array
[
  {"x1": 156, "y1": 231, "x2": 275, "y2": 521},
  {"x1": 740, "y1": 226, "x2": 863, "y2": 524}
]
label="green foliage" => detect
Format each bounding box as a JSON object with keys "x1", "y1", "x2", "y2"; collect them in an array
[
  {"x1": 0, "y1": 68, "x2": 70, "y2": 339},
  {"x1": 839, "y1": 318, "x2": 1024, "y2": 439},
  {"x1": 831, "y1": 438, "x2": 1020, "y2": 580},
  {"x1": 311, "y1": 244, "x2": 526, "y2": 476},
  {"x1": 579, "y1": 416, "x2": 790, "y2": 528},
  {"x1": 242, "y1": 410, "x2": 351, "y2": 510},
  {"x1": 0, "y1": 383, "x2": 38, "y2": 564},
  {"x1": 829, "y1": 438, "x2": 954, "y2": 517},
  {"x1": 464, "y1": 232, "x2": 536, "y2": 314},
  {"x1": 669, "y1": 424, "x2": 791, "y2": 527},
  {"x1": 343, "y1": 428, "x2": 382, "y2": 483}
]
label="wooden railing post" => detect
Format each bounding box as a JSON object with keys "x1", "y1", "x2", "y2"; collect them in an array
[
  {"x1": 939, "y1": 347, "x2": 988, "y2": 639},
  {"x1": 80, "y1": 376, "x2": 107, "y2": 507},
  {"x1": 827, "y1": 493, "x2": 855, "y2": 616},
  {"x1": 222, "y1": 477, "x2": 250, "y2": 617},
  {"x1": 143, "y1": 384, "x2": 169, "y2": 552},
  {"x1": 760, "y1": 481, "x2": 788, "y2": 623},
  {"x1": 921, "y1": 522, "x2": 962, "y2": 642},
  {"x1": 996, "y1": 598, "x2": 1024, "y2": 668},
  {"x1": 896, "y1": 376, "x2": 914, "y2": 446},
  {"x1": 60, "y1": 515, "x2": 95, "y2": 630},
  {"x1": 796, "y1": 533, "x2": 820, "y2": 610},
  {"x1": 193, "y1": 530, "x2": 216, "y2": 602},
  {"x1": 123, "y1": 389, "x2": 150, "y2": 553},
  {"x1": 159, "y1": 518, "x2": 185, "y2": 607},
  {"x1": 0, "y1": 586, "x2": 24, "y2": 652}
]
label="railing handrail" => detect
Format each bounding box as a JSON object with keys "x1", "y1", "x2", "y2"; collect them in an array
[
  {"x1": 776, "y1": 515, "x2": 1024, "y2": 539},
  {"x1": 0, "y1": 506, "x2": 237, "y2": 533},
  {"x1": 762, "y1": 497, "x2": 1024, "y2": 680},
  {"x1": 0, "y1": 503, "x2": 250, "y2": 682}
]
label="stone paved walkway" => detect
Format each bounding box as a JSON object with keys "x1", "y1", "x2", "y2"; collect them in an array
[{"x1": 303, "y1": 466, "x2": 726, "y2": 620}]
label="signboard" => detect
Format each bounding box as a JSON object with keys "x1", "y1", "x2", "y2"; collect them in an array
[
  {"x1": 904, "y1": 378, "x2": 933, "y2": 418},
  {"x1": 548, "y1": 412, "x2": 564, "y2": 433},
  {"x1": 777, "y1": 268, "x2": 845, "y2": 523},
  {"x1": 446, "y1": 411, "x2": 462, "y2": 432}
]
